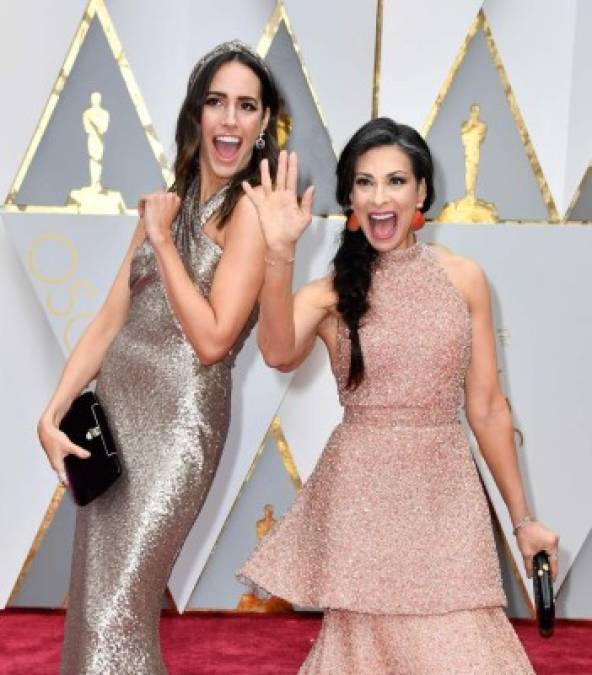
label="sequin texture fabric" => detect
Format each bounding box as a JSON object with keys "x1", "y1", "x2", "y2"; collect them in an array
[
  {"x1": 239, "y1": 242, "x2": 534, "y2": 673},
  {"x1": 61, "y1": 182, "x2": 256, "y2": 675}
]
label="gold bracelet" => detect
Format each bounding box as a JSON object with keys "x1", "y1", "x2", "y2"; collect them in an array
[{"x1": 265, "y1": 255, "x2": 295, "y2": 267}]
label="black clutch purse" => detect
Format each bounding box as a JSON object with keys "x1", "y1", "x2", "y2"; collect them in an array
[
  {"x1": 533, "y1": 551, "x2": 555, "y2": 638},
  {"x1": 60, "y1": 391, "x2": 122, "y2": 506}
]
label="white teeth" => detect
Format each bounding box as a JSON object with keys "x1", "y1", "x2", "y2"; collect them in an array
[
  {"x1": 215, "y1": 136, "x2": 240, "y2": 144},
  {"x1": 370, "y1": 212, "x2": 395, "y2": 221}
]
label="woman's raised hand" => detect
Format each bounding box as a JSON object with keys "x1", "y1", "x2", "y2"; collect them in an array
[
  {"x1": 242, "y1": 150, "x2": 315, "y2": 253},
  {"x1": 138, "y1": 192, "x2": 181, "y2": 248}
]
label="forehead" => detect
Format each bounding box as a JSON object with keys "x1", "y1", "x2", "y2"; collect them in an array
[
  {"x1": 209, "y1": 60, "x2": 262, "y2": 98},
  {"x1": 355, "y1": 145, "x2": 412, "y2": 174}
]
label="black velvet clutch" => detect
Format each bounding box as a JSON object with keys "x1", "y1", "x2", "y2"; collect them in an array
[
  {"x1": 533, "y1": 551, "x2": 555, "y2": 638},
  {"x1": 60, "y1": 391, "x2": 122, "y2": 506}
]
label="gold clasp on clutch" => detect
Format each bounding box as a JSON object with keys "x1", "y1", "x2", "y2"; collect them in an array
[{"x1": 86, "y1": 426, "x2": 101, "y2": 441}]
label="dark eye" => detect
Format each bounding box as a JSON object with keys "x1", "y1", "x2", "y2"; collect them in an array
[
  {"x1": 240, "y1": 101, "x2": 258, "y2": 111},
  {"x1": 205, "y1": 96, "x2": 222, "y2": 107},
  {"x1": 389, "y1": 175, "x2": 406, "y2": 186},
  {"x1": 355, "y1": 177, "x2": 371, "y2": 187}
]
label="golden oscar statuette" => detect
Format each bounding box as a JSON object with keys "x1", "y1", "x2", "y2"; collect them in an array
[
  {"x1": 435, "y1": 104, "x2": 498, "y2": 223},
  {"x1": 276, "y1": 110, "x2": 293, "y2": 151},
  {"x1": 67, "y1": 92, "x2": 126, "y2": 213},
  {"x1": 236, "y1": 504, "x2": 293, "y2": 613}
]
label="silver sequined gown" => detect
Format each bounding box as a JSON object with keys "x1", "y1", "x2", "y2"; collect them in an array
[
  {"x1": 239, "y1": 242, "x2": 534, "y2": 674},
  {"x1": 61, "y1": 184, "x2": 255, "y2": 675}
]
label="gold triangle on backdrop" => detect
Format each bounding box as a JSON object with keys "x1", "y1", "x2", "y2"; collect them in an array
[
  {"x1": 4, "y1": 0, "x2": 172, "y2": 214},
  {"x1": 422, "y1": 10, "x2": 559, "y2": 223}
]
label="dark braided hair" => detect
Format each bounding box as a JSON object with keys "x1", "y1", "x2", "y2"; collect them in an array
[
  {"x1": 172, "y1": 49, "x2": 280, "y2": 227},
  {"x1": 333, "y1": 118, "x2": 435, "y2": 389}
]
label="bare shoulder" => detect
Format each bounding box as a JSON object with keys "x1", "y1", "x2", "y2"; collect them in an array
[
  {"x1": 226, "y1": 190, "x2": 261, "y2": 230},
  {"x1": 219, "y1": 190, "x2": 264, "y2": 249},
  {"x1": 429, "y1": 245, "x2": 489, "y2": 307}
]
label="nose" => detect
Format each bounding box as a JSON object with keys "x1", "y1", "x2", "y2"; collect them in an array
[
  {"x1": 373, "y1": 182, "x2": 387, "y2": 207},
  {"x1": 222, "y1": 103, "x2": 238, "y2": 127}
]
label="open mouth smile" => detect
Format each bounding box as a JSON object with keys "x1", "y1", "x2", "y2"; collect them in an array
[
  {"x1": 213, "y1": 135, "x2": 242, "y2": 162},
  {"x1": 368, "y1": 211, "x2": 398, "y2": 240}
]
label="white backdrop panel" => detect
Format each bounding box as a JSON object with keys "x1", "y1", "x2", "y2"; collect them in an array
[
  {"x1": 0, "y1": 0, "x2": 87, "y2": 201},
  {"x1": 380, "y1": 0, "x2": 484, "y2": 130},
  {"x1": 564, "y1": 0, "x2": 592, "y2": 214},
  {"x1": 0, "y1": 216, "x2": 66, "y2": 606},
  {"x1": 483, "y1": 0, "x2": 578, "y2": 216},
  {"x1": 105, "y1": 0, "x2": 277, "y2": 165},
  {"x1": 283, "y1": 0, "x2": 376, "y2": 155}
]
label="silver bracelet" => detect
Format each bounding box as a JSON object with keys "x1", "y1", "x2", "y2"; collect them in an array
[{"x1": 512, "y1": 514, "x2": 535, "y2": 536}]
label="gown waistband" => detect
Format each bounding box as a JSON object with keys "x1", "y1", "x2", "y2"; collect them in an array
[{"x1": 342, "y1": 406, "x2": 459, "y2": 428}]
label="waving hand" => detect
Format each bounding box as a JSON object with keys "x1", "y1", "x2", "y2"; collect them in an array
[{"x1": 242, "y1": 150, "x2": 315, "y2": 252}]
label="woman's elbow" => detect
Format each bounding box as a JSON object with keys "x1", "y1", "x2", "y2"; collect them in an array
[
  {"x1": 466, "y1": 394, "x2": 511, "y2": 430},
  {"x1": 259, "y1": 350, "x2": 294, "y2": 372},
  {"x1": 256, "y1": 336, "x2": 292, "y2": 371},
  {"x1": 194, "y1": 340, "x2": 229, "y2": 366}
]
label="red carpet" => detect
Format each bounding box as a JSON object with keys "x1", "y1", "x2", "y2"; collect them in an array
[{"x1": 0, "y1": 610, "x2": 590, "y2": 674}]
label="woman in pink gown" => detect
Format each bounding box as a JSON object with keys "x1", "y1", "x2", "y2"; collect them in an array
[{"x1": 240, "y1": 118, "x2": 559, "y2": 673}]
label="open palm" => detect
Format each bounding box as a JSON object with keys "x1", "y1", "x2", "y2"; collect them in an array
[{"x1": 242, "y1": 150, "x2": 315, "y2": 250}]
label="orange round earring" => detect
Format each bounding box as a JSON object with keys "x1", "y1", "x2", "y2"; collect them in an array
[
  {"x1": 410, "y1": 210, "x2": 425, "y2": 231},
  {"x1": 346, "y1": 213, "x2": 360, "y2": 231}
]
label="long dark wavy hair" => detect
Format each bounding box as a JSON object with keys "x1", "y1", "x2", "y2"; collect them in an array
[
  {"x1": 333, "y1": 117, "x2": 435, "y2": 389},
  {"x1": 172, "y1": 49, "x2": 280, "y2": 227}
]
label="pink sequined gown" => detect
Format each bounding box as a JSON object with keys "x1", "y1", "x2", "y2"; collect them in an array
[{"x1": 239, "y1": 242, "x2": 534, "y2": 674}]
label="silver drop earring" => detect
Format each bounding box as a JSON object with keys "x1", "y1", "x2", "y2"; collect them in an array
[{"x1": 255, "y1": 131, "x2": 265, "y2": 150}]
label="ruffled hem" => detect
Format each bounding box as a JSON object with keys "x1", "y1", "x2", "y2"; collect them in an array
[{"x1": 299, "y1": 607, "x2": 534, "y2": 674}]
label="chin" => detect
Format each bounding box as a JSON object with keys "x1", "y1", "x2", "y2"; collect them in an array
[{"x1": 206, "y1": 137, "x2": 251, "y2": 172}]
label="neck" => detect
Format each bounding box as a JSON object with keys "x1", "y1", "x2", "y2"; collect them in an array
[
  {"x1": 198, "y1": 161, "x2": 228, "y2": 205},
  {"x1": 379, "y1": 234, "x2": 421, "y2": 265}
]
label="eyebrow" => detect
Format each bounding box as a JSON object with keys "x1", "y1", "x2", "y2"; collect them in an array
[
  {"x1": 206, "y1": 90, "x2": 259, "y2": 104},
  {"x1": 355, "y1": 170, "x2": 410, "y2": 178}
]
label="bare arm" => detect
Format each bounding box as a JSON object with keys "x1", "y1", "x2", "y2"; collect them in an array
[
  {"x1": 143, "y1": 191, "x2": 266, "y2": 365},
  {"x1": 38, "y1": 220, "x2": 146, "y2": 481},
  {"x1": 259, "y1": 271, "x2": 335, "y2": 371},
  {"x1": 456, "y1": 256, "x2": 559, "y2": 576},
  {"x1": 242, "y1": 150, "x2": 330, "y2": 370}
]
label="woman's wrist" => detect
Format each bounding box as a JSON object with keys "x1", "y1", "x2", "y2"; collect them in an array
[
  {"x1": 43, "y1": 397, "x2": 73, "y2": 427},
  {"x1": 265, "y1": 242, "x2": 296, "y2": 266},
  {"x1": 512, "y1": 513, "x2": 536, "y2": 536},
  {"x1": 149, "y1": 230, "x2": 174, "y2": 251}
]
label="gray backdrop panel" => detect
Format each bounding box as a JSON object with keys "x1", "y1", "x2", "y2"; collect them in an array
[
  {"x1": 188, "y1": 433, "x2": 299, "y2": 609},
  {"x1": 426, "y1": 30, "x2": 548, "y2": 221},
  {"x1": 266, "y1": 23, "x2": 339, "y2": 215},
  {"x1": 569, "y1": 170, "x2": 592, "y2": 221},
  {"x1": 11, "y1": 493, "x2": 76, "y2": 607},
  {"x1": 16, "y1": 17, "x2": 164, "y2": 207}
]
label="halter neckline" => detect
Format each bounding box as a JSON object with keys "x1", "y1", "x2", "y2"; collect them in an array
[{"x1": 378, "y1": 240, "x2": 423, "y2": 266}]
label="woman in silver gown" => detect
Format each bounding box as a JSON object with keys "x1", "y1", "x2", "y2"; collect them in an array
[{"x1": 37, "y1": 41, "x2": 280, "y2": 674}]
